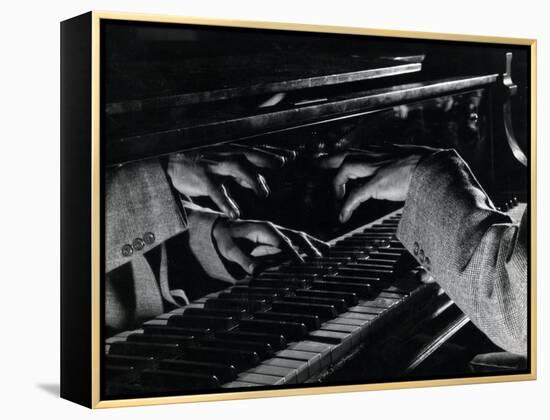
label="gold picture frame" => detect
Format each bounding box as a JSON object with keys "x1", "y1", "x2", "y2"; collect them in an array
[{"x1": 60, "y1": 10, "x2": 537, "y2": 409}]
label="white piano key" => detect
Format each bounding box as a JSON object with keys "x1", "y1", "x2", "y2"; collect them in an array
[
  {"x1": 348, "y1": 305, "x2": 386, "y2": 315},
  {"x1": 288, "y1": 340, "x2": 334, "y2": 369},
  {"x1": 321, "y1": 323, "x2": 362, "y2": 346},
  {"x1": 181, "y1": 303, "x2": 205, "y2": 311},
  {"x1": 168, "y1": 307, "x2": 188, "y2": 315},
  {"x1": 237, "y1": 373, "x2": 286, "y2": 385},
  {"x1": 340, "y1": 312, "x2": 377, "y2": 321},
  {"x1": 321, "y1": 322, "x2": 359, "y2": 332},
  {"x1": 365, "y1": 298, "x2": 400, "y2": 308},
  {"x1": 262, "y1": 358, "x2": 309, "y2": 382},
  {"x1": 222, "y1": 381, "x2": 260, "y2": 389},
  {"x1": 308, "y1": 330, "x2": 353, "y2": 360},
  {"x1": 329, "y1": 317, "x2": 368, "y2": 327},
  {"x1": 106, "y1": 329, "x2": 143, "y2": 343},
  {"x1": 247, "y1": 365, "x2": 298, "y2": 384},
  {"x1": 276, "y1": 349, "x2": 322, "y2": 377},
  {"x1": 329, "y1": 317, "x2": 372, "y2": 340}
]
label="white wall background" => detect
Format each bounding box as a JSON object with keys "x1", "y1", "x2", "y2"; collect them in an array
[{"x1": 0, "y1": 0, "x2": 546, "y2": 418}]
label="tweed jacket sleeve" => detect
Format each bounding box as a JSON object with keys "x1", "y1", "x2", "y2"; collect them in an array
[
  {"x1": 184, "y1": 204, "x2": 238, "y2": 284},
  {"x1": 397, "y1": 149, "x2": 528, "y2": 355},
  {"x1": 105, "y1": 159, "x2": 188, "y2": 273}
]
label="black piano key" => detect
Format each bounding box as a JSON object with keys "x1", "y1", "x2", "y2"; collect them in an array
[
  {"x1": 271, "y1": 300, "x2": 337, "y2": 320},
  {"x1": 362, "y1": 257, "x2": 398, "y2": 265},
  {"x1": 294, "y1": 288, "x2": 359, "y2": 306},
  {"x1": 259, "y1": 271, "x2": 319, "y2": 281},
  {"x1": 369, "y1": 227, "x2": 398, "y2": 233},
  {"x1": 326, "y1": 250, "x2": 367, "y2": 258},
  {"x1": 369, "y1": 251, "x2": 402, "y2": 260},
  {"x1": 184, "y1": 346, "x2": 260, "y2": 370},
  {"x1": 345, "y1": 262, "x2": 395, "y2": 270},
  {"x1": 249, "y1": 278, "x2": 310, "y2": 290},
  {"x1": 109, "y1": 341, "x2": 182, "y2": 358},
  {"x1": 274, "y1": 264, "x2": 333, "y2": 275},
  {"x1": 183, "y1": 307, "x2": 250, "y2": 320},
  {"x1": 307, "y1": 330, "x2": 348, "y2": 344},
  {"x1": 239, "y1": 319, "x2": 307, "y2": 341},
  {"x1": 311, "y1": 280, "x2": 373, "y2": 297},
  {"x1": 204, "y1": 297, "x2": 269, "y2": 313},
  {"x1": 383, "y1": 247, "x2": 408, "y2": 253},
  {"x1": 345, "y1": 237, "x2": 392, "y2": 244},
  {"x1": 167, "y1": 314, "x2": 236, "y2": 330},
  {"x1": 323, "y1": 274, "x2": 383, "y2": 284},
  {"x1": 335, "y1": 267, "x2": 394, "y2": 278},
  {"x1": 280, "y1": 295, "x2": 347, "y2": 313},
  {"x1": 105, "y1": 365, "x2": 137, "y2": 383},
  {"x1": 142, "y1": 325, "x2": 211, "y2": 337},
  {"x1": 159, "y1": 359, "x2": 238, "y2": 382},
  {"x1": 141, "y1": 369, "x2": 220, "y2": 390},
  {"x1": 253, "y1": 311, "x2": 321, "y2": 330},
  {"x1": 218, "y1": 291, "x2": 277, "y2": 303},
  {"x1": 105, "y1": 354, "x2": 157, "y2": 369},
  {"x1": 330, "y1": 243, "x2": 376, "y2": 250},
  {"x1": 350, "y1": 235, "x2": 393, "y2": 242},
  {"x1": 303, "y1": 256, "x2": 350, "y2": 264},
  {"x1": 355, "y1": 230, "x2": 395, "y2": 235},
  {"x1": 200, "y1": 338, "x2": 274, "y2": 359},
  {"x1": 230, "y1": 285, "x2": 291, "y2": 297},
  {"x1": 126, "y1": 333, "x2": 196, "y2": 346},
  {"x1": 214, "y1": 331, "x2": 287, "y2": 350},
  {"x1": 382, "y1": 219, "x2": 400, "y2": 225}
]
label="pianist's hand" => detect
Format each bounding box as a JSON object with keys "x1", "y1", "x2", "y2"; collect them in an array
[
  {"x1": 212, "y1": 218, "x2": 329, "y2": 275},
  {"x1": 167, "y1": 144, "x2": 294, "y2": 219},
  {"x1": 319, "y1": 145, "x2": 440, "y2": 223}
]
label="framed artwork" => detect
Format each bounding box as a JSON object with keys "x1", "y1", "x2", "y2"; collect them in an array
[{"x1": 60, "y1": 11, "x2": 536, "y2": 408}]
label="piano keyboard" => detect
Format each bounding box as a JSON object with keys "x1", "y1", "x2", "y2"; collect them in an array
[{"x1": 104, "y1": 200, "x2": 524, "y2": 395}]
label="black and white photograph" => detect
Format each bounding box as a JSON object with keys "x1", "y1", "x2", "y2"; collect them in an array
[{"x1": 96, "y1": 16, "x2": 533, "y2": 402}]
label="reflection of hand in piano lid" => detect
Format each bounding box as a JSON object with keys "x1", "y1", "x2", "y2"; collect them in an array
[
  {"x1": 317, "y1": 144, "x2": 440, "y2": 223},
  {"x1": 167, "y1": 143, "x2": 296, "y2": 218}
]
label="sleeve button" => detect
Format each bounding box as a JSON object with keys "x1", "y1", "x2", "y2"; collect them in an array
[
  {"x1": 418, "y1": 249, "x2": 425, "y2": 263},
  {"x1": 413, "y1": 242, "x2": 420, "y2": 256},
  {"x1": 133, "y1": 237, "x2": 145, "y2": 251},
  {"x1": 424, "y1": 256, "x2": 431, "y2": 270},
  {"x1": 121, "y1": 244, "x2": 133, "y2": 257},
  {"x1": 143, "y1": 232, "x2": 155, "y2": 245}
]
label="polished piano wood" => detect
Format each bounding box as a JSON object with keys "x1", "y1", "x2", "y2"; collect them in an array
[{"x1": 106, "y1": 73, "x2": 498, "y2": 165}]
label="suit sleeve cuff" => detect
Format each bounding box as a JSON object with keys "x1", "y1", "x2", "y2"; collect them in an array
[
  {"x1": 396, "y1": 150, "x2": 448, "y2": 267},
  {"x1": 186, "y1": 208, "x2": 236, "y2": 283},
  {"x1": 396, "y1": 149, "x2": 510, "y2": 274}
]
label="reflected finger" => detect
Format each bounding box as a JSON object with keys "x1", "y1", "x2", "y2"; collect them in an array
[
  {"x1": 234, "y1": 143, "x2": 297, "y2": 161},
  {"x1": 317, "y1": 152, "x2": 350, "y2": 169},
  {"x1": 207, "y1": 181, "x2": 240, "y2": 219},
  {"x1": 228, "y1": 144, "x2": 286, "y2": 168},
  {"x1": 208, "y1": 158, "x2": 270, "y2": 197},
  {"x1": 339, "y1": 178, "x2": 378, "y2": 223},
  {"x1": 334, "y1": 160, "x2": 380, "y2": 198}
]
